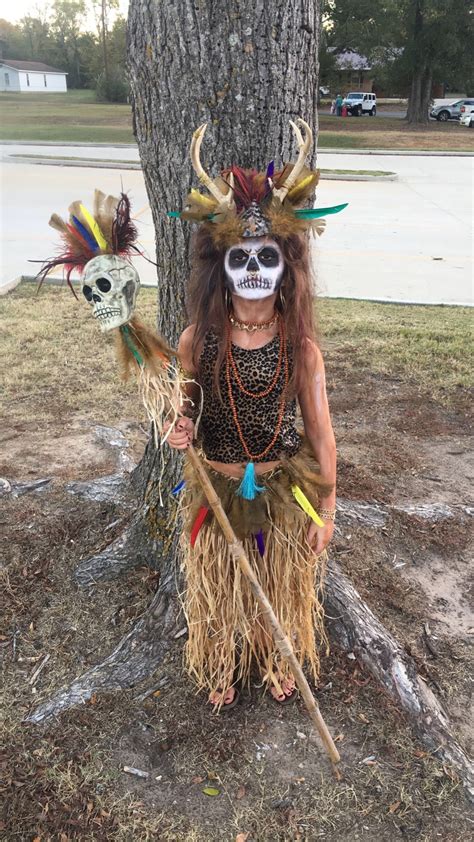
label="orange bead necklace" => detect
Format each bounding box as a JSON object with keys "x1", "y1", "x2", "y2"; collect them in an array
[{"x1": 225, "y1": 317, "x2": 289, "y2": 462}]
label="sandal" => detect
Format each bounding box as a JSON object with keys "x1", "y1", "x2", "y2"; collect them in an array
[
  {"x1": 269, "y1": 675, "x2": 298, "y2": 705},
  {"x1": 208, "y1": 684, "x2": 240, "y2": 713}
]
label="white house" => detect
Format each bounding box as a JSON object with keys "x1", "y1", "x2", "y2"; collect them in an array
[{"x1": 0, "y1": 60, "x2": 67, "y2": 93}]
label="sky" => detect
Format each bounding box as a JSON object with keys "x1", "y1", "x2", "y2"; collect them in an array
[{"x1": 0, "y1": 0, "x2": 129, "y2": 28}]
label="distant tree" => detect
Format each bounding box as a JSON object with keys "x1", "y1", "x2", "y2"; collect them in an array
[
  {"x1": 403, "y1": 0, "x2": 473, "y2": 123},
  {"x1": 18, "y1": 13, "x2": 51, "y2": 62},
  {"x1": 0, "y1": 19, "x2": 29, "y2": 59},
  {"x1": 49, "y1": 0, "x2": 87, "y2": 86},
  {"x1": 92, "y1": 0, "x2": 119, "y2": 87}
]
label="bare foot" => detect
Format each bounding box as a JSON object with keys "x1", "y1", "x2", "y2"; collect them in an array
[
  {"x1": 208, "y1": 687, "x2": 237, "y2": 707},
  {"x1": 270, "y1": 675, "x2": 296, "y2": 703}
]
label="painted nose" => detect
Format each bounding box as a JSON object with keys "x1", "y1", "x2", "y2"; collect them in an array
[{"x1": 247, "y1": 257, "x2": 259, "y2": 272}]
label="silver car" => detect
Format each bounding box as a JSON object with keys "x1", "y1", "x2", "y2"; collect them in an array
[{"x1": 430, "y1": 99, "x2": 474, "y2": 122}]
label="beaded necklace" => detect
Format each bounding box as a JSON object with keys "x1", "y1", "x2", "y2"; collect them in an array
[{"x1": 225, "y1": 317, "x2": 289, "y2": 499}]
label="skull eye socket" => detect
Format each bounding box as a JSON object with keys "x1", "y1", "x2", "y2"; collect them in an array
[
  {"x1": 82, "y1": 285, "x2": 93, "y2": 301},
  {"x1": 228, "y1": 249, "x2": 248, "y2": 268},
  {"x1": 258, "y1": 247, "x2": 280, "y2": 267},
  {"x1": 96, "y1": 277, "x2": 112, "y2": 293}
]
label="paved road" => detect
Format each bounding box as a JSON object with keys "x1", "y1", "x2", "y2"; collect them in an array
[{"x1": 1, "y1": 144, "x2": 472, "y2": 306}]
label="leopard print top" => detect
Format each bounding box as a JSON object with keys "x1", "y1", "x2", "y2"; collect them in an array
[{"x1": 198, "y1": 331, "x2": 300, "y2": 463}]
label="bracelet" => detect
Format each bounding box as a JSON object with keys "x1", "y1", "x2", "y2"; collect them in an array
[{"x1": 318, "y1": 507, "x2": 336, "y2": 522}]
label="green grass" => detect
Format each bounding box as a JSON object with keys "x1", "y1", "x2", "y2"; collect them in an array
[
  {"x1": 320, "y1": 168, "x2": 394, "y2": 176},
  {"x1": 1, "y1": 285, "x2": 471, "y2": 429},
  {"x1": 0, "y1": 90, "x2": 134, "y2": 144},
  {"x1": 318, "y1": 298, "x2": 473, "y2": 394},
  {"x1": 1, "y1": 90, "x2": 473, "y2": 151}
]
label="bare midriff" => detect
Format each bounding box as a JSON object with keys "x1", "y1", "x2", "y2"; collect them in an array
[{"x1": 207, "y1": 458, "x2": 282, "y2": 478}]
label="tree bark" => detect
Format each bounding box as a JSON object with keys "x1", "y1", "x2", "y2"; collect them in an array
[{"x1": 406, "y1": 0, "x2": 431, "y2": 124}]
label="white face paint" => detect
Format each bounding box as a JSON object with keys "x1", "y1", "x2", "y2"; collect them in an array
[
  {"x1": 81, "y1": 255, "x2": 140, "y2": 331},
  {"x1": 224, "y1": 237, "x2": 284, "y2": 301}
]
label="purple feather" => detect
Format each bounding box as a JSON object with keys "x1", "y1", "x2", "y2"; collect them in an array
[
  {"x1": 254, "y1": 530, "x2": 265, "y2": 558},
  {"x1": 266, "y1": 161, "x2": 274, "y2": 180}
]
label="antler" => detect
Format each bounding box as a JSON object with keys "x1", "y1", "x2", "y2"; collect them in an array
[
  {"x1": 190, "y1": 123, "x2": 235, "y2": 209},
  {"x1": 272, "y1": 118, "x2": 313, "y2": 203}
]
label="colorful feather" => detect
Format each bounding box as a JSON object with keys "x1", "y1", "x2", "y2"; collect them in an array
[
  {"x1": 294, "y1": 203, "x2": 348, "y2": 219},
  {"x1": 254, "y1": 530, "x2": 265, "y2": 558},
  {"x1": 71, "y1": 214, "x2": 100, "y2": 252},
  {"x1": 171, "y1": 479, "x2": 186, "y2": 496},
  {"x1": 190, "y1": 505, "x2": 210, "y2": 547},
  {"x1": 79, "y1": 203, "x2": 108, "y2": 250},
  {"x1": 112, "y1": 193, "x2": 138, "y2": 254},
  {"x1": 291, "y1": 484, "x2": 324, "y2": 528}
]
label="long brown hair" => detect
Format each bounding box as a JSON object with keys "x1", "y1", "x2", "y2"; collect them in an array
[{"x1": 186, "y1": 226, "x2": 317, "y2": 397}]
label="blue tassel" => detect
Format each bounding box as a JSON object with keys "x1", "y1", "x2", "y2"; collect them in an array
[
  {"x1": 171, "y1": 479, "x2": 186, "y2": 496},
  {"x1": 236, "y1": 462, "x2": 264, "y2": 501}
]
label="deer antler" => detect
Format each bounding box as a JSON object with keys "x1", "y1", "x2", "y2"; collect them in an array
[
  {"x1": 190, "y1": 123, "x2": 235, "y2": 209},
  {"x1": 272, "y1": 118, "x2": 313, "y2": 203}
]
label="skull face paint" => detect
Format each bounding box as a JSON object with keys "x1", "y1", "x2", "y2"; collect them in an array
[
  {"x1": 81, "y1": 255, "x2": 140, "y2": 331},
  {"x1": 224, "y1": 237, "x2": 284, "y2": 300}
]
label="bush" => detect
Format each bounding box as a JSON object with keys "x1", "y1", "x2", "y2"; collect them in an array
[{"x1": 95, "y1": 67, "x2": 129, "y2": 103}]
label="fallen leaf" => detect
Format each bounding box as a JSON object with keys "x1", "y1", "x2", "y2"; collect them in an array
[
  {"x1": 334, "y1": 733, "x2": 345, "y2": 742},
  {"x1": 191, "y1": 775, "x2": 205, "y2": 784},
  {"x1": 414, "y1": 749, "x2": 427, "y2": 758},
  {"x1": 153, "y1": 690, "x2": 161, "y2": 697},
  {"x1": 87, "y1": 802, "x2": 93, "y2": 814},
  {"x1": 236, "y1": 834, "x2": 250, "y2": 842},
  {"x1": 358, "y1": 713, "x2": 369, "y2": 724},
  {"x1": 202, "y1": 786, "x2": 220, "y2": 796},
  {"x1": 389, "y1": 801, "x2": 401, "y2": 814},
  {"x1": 236, "y1": 785, "x2": 246, "y2": 799}
]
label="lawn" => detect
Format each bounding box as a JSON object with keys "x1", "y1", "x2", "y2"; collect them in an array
[
  {"x1": 1, "y1": 286, "x2": 471, "y2": 429},
  {"x1": 1, "y1": 90, "x2": 473, "y2": 151},
  {"x1": 2, "y1": 282, "x2": 472, "y2": 841}
]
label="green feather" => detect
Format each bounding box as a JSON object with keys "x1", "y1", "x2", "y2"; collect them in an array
[{"x1": 294, "y1": 202, "x2": 348, "y2": 219}]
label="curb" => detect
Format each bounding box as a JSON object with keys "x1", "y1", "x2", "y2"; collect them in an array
[{"x1": 5, "y1": 155, "x2": 398, "y2": 181}]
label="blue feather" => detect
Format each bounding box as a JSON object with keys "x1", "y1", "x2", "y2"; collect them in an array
[
  {"x1": 266, "y1": 161, "x2": 275, "y2": 180},
  {"x1": 71, "y1": 214, "x2": 99, "y2": 252},
  {"x1": 236, "y1": 462, "x2": 265, "y2": 501}
]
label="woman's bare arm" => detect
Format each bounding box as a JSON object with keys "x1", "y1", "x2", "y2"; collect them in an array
[{"x1": 298, "y1": 340, "x2": 337, "y2": 553}]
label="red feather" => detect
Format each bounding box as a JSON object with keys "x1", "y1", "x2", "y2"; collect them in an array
[
  {"x1": 224, "y1": 166, "x2": 269, "y2": 211},
  {"x1": 190, "y1": 505, "x2": 210, "y2": 547}
]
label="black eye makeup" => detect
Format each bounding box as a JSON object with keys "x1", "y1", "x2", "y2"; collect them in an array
[
  {"x1": 257, "y1": 247, "x2": 280, "y2": 266},
  {"x1": 228, "y1": 249, "x2": 249, "y2": 268}
]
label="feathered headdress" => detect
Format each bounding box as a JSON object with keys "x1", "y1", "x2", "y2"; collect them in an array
[
  {"x1": 36, "y1": 190, "x2": 139, "y2": 295},
  {"x1": 169, "y1": 118, "x2": 347, "y2": 248}
]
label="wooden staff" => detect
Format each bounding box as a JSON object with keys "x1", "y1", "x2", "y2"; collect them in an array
[
  {"x1": 117, "y1": 324, "x2": 340, "y2": 765},
  {"x1": 186, "y1": 443, "x2": 340, "y2": 766}
]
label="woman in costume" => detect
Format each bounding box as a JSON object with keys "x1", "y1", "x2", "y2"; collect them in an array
[{"x1": 166, "y1": 119, "x2": 344, "y2": 710}]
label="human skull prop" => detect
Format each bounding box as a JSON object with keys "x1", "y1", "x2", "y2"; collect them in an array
[
  {"x1": 81, "y1": 255, "x2": 140, "y2": 331},
  {"x1": 224, "y1": 237, "x2": 284, "y2": 300}
]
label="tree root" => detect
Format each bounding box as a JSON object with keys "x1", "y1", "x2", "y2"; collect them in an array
[
  {"x1": 325, "y1": 561, "x2": 474, "y2": 800},
  {"x1": 25, "y1": 575, "x2": 182, "y2": 725}
]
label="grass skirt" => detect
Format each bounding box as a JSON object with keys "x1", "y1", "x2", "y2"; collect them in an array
[{"x1": 179, "y1": 441, "x2": 331, "y2": 699}]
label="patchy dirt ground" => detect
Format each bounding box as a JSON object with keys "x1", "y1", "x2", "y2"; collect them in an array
[{"x1": 2, "y1": 329, "x2": 473, "y2": 840}]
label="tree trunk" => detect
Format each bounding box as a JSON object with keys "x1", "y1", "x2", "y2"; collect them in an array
[{"x1": 406, "y1": 0, "x2": 430, "y2": 125}]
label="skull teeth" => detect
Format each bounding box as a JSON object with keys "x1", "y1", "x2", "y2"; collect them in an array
[
  {"x1": 237, "y1": 276, "x2": 271, "y2": 290},
  {"x1": 93, "y1": 309, "x2": 122, "y2": 320}
]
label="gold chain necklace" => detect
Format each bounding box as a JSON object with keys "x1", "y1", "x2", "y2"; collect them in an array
[{"x1": 228, "y1": 311, "x2": 279, "y2": 332}]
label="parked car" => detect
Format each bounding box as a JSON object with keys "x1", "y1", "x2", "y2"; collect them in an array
[
  {"x1": 430, "y1": 99, "x2": 474, "y2": 122},
  {"x1": 460, "y1": 103, "x2": 474, "y2": 127},
  {"x1": 342, "y1": 92, "x2": 377, "y2": 116}
]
